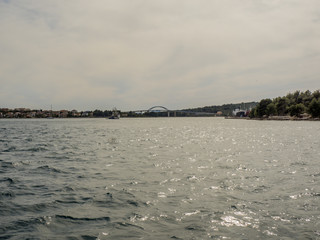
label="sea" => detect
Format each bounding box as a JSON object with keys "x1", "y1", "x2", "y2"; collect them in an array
[{"x1": 0, "y1": 117, "x2": 319, "y2": 240}]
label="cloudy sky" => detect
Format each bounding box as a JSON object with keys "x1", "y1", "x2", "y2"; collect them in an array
[{"x1": 1, "y1": 0, "x2": 319, "y2": 111}]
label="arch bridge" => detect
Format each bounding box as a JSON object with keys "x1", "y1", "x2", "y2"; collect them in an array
[
  {"x1": 146, "y1": 106, "x2": 216, "y2": 117},
  {"x1": 147, "y1": 106, "x2": 174, "y2": 117},
  {"x1": 147, "y1": 106, "x2": 169, "y2": 112}
]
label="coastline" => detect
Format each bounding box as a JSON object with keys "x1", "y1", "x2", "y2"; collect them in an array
[{"x1": 226, "y1": 116, "x2": 319, "y2": 121}]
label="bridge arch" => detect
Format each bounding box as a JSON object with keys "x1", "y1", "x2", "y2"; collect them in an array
[{"x1": 147, "y1": 106, "x2": 169, "y2": 112}]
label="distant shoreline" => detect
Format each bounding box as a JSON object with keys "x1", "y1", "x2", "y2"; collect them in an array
[{"x1": 226, "y1": 116, "x2": 320, "y2": 121}]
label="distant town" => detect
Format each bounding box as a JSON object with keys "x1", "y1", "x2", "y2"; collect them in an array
[{"x1": 0, "y1": 108, "x2": 95, "y2": 118}]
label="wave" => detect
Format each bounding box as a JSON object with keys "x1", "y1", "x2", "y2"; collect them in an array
[
  {"x1": 22, "y1": 146, "x2": 49, "y2": 152},
  {"x1": 0, "y1": 216, "x2": 44, "y2": 237},
  {"x1": 35, "y1": 165, "x2": 65, "y2": 174},
  {"x1": 55, "y1": 215, "x2": 110, "y2": 222},
  {"x1": 185, "y1": 224, "x2": 206, "y2": 231},
  {"x1": 113, "y1": 221, "x2": 144, "y2": 230},
  {"x1": 0, "y1": 190, "x2": 16, "y2": 199},
  {"x1": 0, "y1": 177, "x2": 15, "y2": 184},
  {"x1": 6, "y1": 202, "x2": 56, "y2": 215},
  {"x1": 2, "y1": 146, "x2": 16, "y2": 152},
  {"x1": 55, "y1": 199, "x2": 81, "y2": 204},
  {"x1": 80, "y1": 235, "x2": 97, "y2": 240},
  {"x1": 2, "y1": 146, "x2": 50, "y2": 154},
  {"x1": 93, "y1": 189, "x2": 148, "y2": 209}
]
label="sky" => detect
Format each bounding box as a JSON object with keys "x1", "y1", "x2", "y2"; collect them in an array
[{"x1": 1, "y1": 0, "x2": 319, "y2": 111}]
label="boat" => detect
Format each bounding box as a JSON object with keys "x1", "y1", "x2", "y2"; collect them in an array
[
  {"x1": 109, "y1": 108, "x2": 120, "y2": 119},
  {"x1": 47, "y1": 105, "x2": 54, "y2": 119}
]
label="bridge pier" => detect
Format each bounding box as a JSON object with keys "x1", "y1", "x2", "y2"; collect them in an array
[{"x1": 167, "y1": 111, "x2": 176, "y2": 117}]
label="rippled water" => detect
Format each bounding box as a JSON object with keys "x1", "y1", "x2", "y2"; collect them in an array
[{"x1": 1, "y1": 118, "x2": 320, "y2": 239}]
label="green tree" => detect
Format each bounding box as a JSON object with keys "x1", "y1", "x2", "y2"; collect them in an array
[
  {"x1": 308, "y1": 98, "x2": 320, "y2": 118},
  {"x1": 249, "y1": 108, "x2": 256, "y2": 118},
  {"x1": 288, "y1": 104, "x2": 305, "y2": 117},
  {"x1": 276, "y1": 97, "x2": 289, "y2": 116},
  {"x1": 255, "y1": 99, "x2": 272, "y2": 117},
  {"x1": 93, "y1": 109, "x2": 104, "y2": 117},
  {"x1": 249, "y1": 89, "x2": 319, "y2": 119},
  {"x1": 293, "y1": 90, "x2": 303, "y2": 104},
  {"x1": 302, "y1": 90, "x2": 312, "y2": 104},
  {"x1": 312, "y1": 90, "x2": 320, "y2": 100},
  {"x1": 266, "y1": 103, "x2": 277, "y2": 116},
  {"x1": 104, "y1": 110, "x2": 112, "y2": 117}
]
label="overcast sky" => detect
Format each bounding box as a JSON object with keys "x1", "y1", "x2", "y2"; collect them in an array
[{"x1": 1, "y1": 0, "x2": 319, "y2": 111}]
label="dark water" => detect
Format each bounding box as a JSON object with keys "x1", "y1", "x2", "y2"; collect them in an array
[{"x1": 0, "y1": 118, "x2": 319, "y2": 239}]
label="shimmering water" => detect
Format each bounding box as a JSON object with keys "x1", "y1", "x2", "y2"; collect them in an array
[{"x1": 0, "y1": 118, "x2": 319, "y2": 239}]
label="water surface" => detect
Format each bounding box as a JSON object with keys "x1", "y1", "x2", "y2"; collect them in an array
[{"x1": 1, "y1": 118, "x2": 319, "y2": 239}]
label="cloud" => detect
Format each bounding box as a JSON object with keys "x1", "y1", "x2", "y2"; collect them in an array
[{"x1": 1, "y1": 0, "x2": 320, "y2": 110}]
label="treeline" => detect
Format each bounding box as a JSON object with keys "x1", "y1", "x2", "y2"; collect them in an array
[
  {"x1": 92, "y1": 109, "x2": 114, "y2": 117},
  {"x1": 249, "y1": 90, "x2": 320, "y2": 118},
  {"x1": 183, "y1": 102, "x2": 258, "y2": 116}
]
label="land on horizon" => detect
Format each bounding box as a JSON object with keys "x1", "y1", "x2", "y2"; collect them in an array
[
  {"x1": 1, "y1": 89, "x2": 320, "y2": 119},
  {"x1": 0, "y1": 101, "x2": 258, "y2": 118}
]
